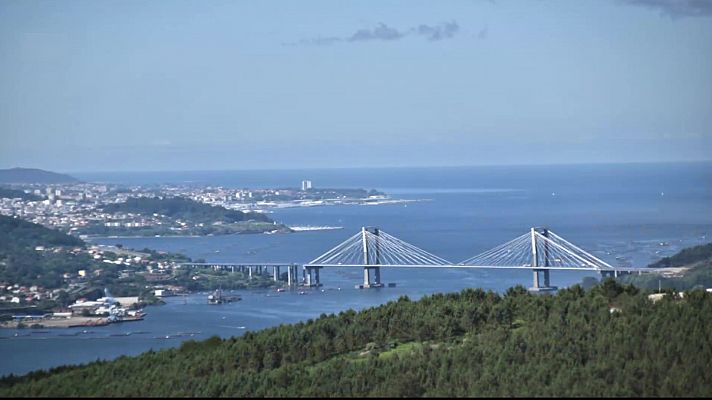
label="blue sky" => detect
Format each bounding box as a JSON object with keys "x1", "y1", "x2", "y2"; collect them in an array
[{"x1": 1, "y1": 0, "x2": 711, "y2": 172}]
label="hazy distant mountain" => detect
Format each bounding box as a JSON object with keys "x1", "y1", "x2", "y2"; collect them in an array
[{"x1": 0, "y1": 168, "x2": 79, "y2": 184}]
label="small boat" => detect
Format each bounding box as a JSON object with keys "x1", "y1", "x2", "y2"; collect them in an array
[
  {"x1": 276, "y1": 288, "x2": 286, "y2": 293},
  {"x1": 208, "y1": 288, "x2": 241, "y2": 304}
]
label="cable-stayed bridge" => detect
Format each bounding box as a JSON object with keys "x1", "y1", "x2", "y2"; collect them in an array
[{"x1": 179, "y1": 226, "x2": 666, "y2": 291}]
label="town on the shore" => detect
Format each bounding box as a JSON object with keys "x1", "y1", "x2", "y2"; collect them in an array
[
  {"x1": 0, "y1": 171, "x2": 419, "y2": 329},
  {"x1": 0, "y1": 178, "x2": 417, "y2": 237}
]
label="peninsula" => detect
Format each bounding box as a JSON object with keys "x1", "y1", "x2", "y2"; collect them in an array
[
  {"x1": 83, "y1": 196, "x2": 288, "y2": 237},
  {"x1": 0, "y1": 215, "x2": 280, "y2": 329},
  {"x1": 0, "y1": 168, "x2": 79, "y2": 184},
  {"x1": 0, "y1": 171, "x2": 410, "y2": 238}
]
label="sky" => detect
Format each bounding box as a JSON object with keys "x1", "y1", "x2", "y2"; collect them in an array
[{"x1": 0, "y1": 0, "x2": 711, "y2": 172}]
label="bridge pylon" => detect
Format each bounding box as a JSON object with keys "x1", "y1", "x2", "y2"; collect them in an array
[
  {"x1": 460, "y1": 227, "x2": 618, "y2": 292},
  {"x1": 361, "y1": 227, "x2": 384, "y2": 289},
  {"x1": 530, "y1": 227, "x2": 558, "y2": 292},
  {"x1": 305, "y1": 226, "x2": 452, "y2": 288}
]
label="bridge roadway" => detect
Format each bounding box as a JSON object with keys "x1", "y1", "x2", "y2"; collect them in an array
[
  {"x1": 177, "y1": 263, "x2": 301, "y2": 286},
  {"x1": 176, "y1": 262, "x2": 658, "y2": 292},
  {"x1": 177, "y1": 226, "x2": 671, "y2": 291}
]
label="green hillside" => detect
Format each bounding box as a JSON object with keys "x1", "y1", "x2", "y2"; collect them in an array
[
  {"x1": 618, "y1": 242, "x2": 712, "y2": 291},
  {"x1": 0, "y1": 215, "x2": 87, "y2": 288},
  {"x1": 649, "y1": 242, "x2": 712, "y2": 269},
  {"x1": 102, "y1": 196, "x2": 272, "y2": 224},
  {"x1": 2, "y1": 280, "x2": 711, "y2": 397}
]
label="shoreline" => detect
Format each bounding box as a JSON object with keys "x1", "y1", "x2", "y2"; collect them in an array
[
  {"x1": 83, "y1": 225, "x2": 351, "y2": 239},
  {"x1": 83, "y1": 231, "x2": 291, "y2": 240},
  {"x1": 0, "y1": 315, "x2": 145, "y2": 329}
]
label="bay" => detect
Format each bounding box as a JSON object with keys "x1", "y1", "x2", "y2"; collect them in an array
[{"x1": 1, "y1": 162, "x2": 710, "y2": 377}]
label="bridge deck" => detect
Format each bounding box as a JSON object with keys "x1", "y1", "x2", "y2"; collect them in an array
[
  {"x1": 178, "y1": 263, "x2": 297, "y2": 267},
  {"x1": 306, "y1": 264, "x2": 660, "y2": 273},
  {"x1": 178, "y1": 262, "x2": 664, "y2": 274}
]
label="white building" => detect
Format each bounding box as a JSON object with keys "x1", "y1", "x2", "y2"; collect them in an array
[{"x1": 301, "y1": 180, "x2": 312, "y2": 191}]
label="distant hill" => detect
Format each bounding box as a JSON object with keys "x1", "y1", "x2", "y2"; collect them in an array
[
  {"x1": 648, "y1": 242, "x2": 712, "y2": 269},
  {"x1": 0, "y1": 168, "x2": 79, "y2": 184},
  {"x1": 0, "y1": 215, "x2": 83, "y2": 250},
  {"x1": 0, "y1": 215, "x2": 86, "y2": 288},
  {"x1": 102, "y1": 196, "x2": 272, "y2": 224},
  {"x1": 616, "y1": 242, "x2": 712, "y2": 291}
]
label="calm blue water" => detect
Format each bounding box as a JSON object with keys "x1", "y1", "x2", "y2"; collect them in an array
[{"x1": 1, "y1": 163, "x2": 711, "y2": 377}]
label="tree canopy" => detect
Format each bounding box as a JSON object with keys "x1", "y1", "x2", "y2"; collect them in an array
[
  {"x1": 102, "y1": 196, "x2": 272, "y2": 224},
  {"x1": 0, "y1": 215, "x2": 88, "y2": 288},
  {"x1": 2, "y1": 280, "x2": 711, "y2": 397}
]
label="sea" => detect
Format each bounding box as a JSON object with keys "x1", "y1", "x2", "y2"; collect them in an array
[{"x1": 1, "y1": 162, "x2": 711, "y2": 377}]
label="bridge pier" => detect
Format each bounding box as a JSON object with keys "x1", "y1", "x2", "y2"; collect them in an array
[
  {"x1": 530, "y1": 269, "x2": 556, "y2": 292},
  {"x1": 357, "y1": 227, "x2": 385, "y2": 289},
  {"x1": 600, "y1": 270, "x2": 619, "y2": 279},
  {"x1": 528, "y1": 228, "x2": 557, "y2": 292},
  {"x1": 303, "y1": 266, "x2": 322, "y2": 287},
  {"x1": 273, "y1": 266, "x2": 280, "y2": 282},
  {"x1": 287, "y1": 264, "x2": 299, "y2": 286},
  {"x1": 361, "y1": 266, "x2": 383, "y2": 288},
  {"x1": 248, "y1": 266, "x2": 253, "y2": 280}
]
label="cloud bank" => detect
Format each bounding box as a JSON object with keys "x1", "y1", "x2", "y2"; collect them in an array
[
  {"x1": 618, "y1": 0, "x2": 712, "y2": 18},
  {"x1": 288, "y1": 21, "x2": 460, "y2": 46}
]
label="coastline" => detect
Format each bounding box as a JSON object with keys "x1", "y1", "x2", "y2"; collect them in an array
[
  {"x1": 82, "y1": 224, "x2": 353, "y2": 239},
  {"x1": 84, "y1": 234, "x2": 204, "y2": 240},
  {"x1": 0, "y1": 315, "x2": 145, "y2": 329},
  {"x1": 82, "y1": 230, "x2": 292, "y2": 240}
]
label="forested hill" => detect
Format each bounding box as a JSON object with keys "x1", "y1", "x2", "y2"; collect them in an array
[
  {"x1": 0, "y1": 168, "x2": 79, "y2": 184},
  {"x1": 0, "y1": 215, "x2": 87, "y2": 288},
  {"x1": 2, "y1": 281, "x2": 711, "y2": 397},
  {"x1": 102, "y1": 196, "x2": 272, "y2": 224},
  {"x1": 618, "y1": 241, "x2": 712, "y2": 291},
  {"x1": 0, "y1": 215, "x2": 83, "y2": 250},
  {"x1": 649, "y1": 242, "x2": 712, "y2": 268}
]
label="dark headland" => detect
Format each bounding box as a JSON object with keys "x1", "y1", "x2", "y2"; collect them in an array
[{"x1": 0, "y1": 168, "x2": 79, "y2": 184}]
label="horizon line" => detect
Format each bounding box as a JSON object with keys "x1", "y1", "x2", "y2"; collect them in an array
[
  {"x1": 60, "y1": 159, "x2": 712, "y2": 175},
  {"x1": 2, "y1": 159, "x2": 711, "y2": 176}
]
